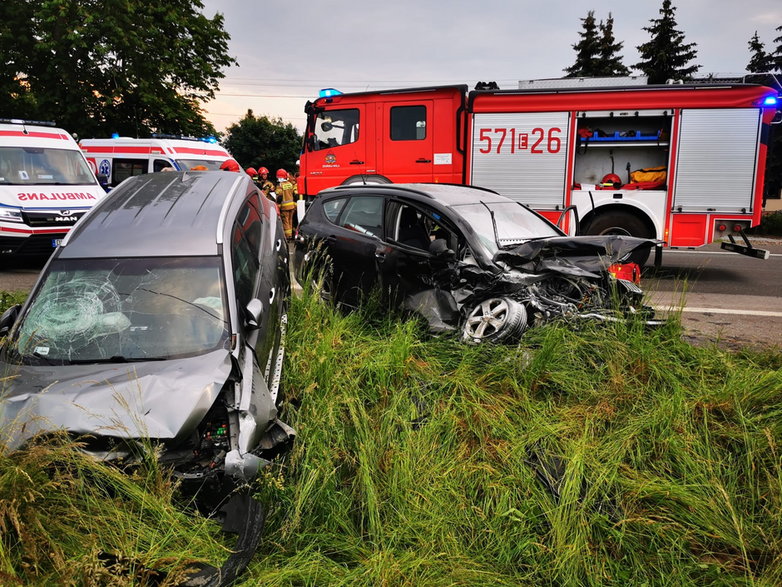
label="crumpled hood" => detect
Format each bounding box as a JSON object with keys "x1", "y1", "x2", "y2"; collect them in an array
[
  {"x1": 494, "y1": 235, "x2": 660, "y2": 275},
  {"x1": 0, "y1": 350, "x2": 232, "y2": 451}
]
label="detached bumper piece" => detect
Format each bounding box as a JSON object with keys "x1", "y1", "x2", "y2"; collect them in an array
[{"x1": 720, "y1": 229, "x2": 770, "y2": 260}]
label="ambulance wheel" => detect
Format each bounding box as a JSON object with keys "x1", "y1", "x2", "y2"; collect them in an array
[
  {"x1": 342, "y1": 175, "x2": 390, "y2": 186},
  {"x1": 462, "y1": 297, "x2": 528, "y2": 344},
  {"x1": 585, "y1": 211, "x2": 653, "y2": 266}
]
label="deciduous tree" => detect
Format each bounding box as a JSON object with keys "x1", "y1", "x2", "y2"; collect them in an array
[
  {"x1": 635, "y1": 0, "x2": 699, "y2": 84},
  {"x1": 223, "y1": 110, "x2": 302, "y2": 177},
  {"x1": 0, "y1": 0, "x2": 234, "y2": 138}
]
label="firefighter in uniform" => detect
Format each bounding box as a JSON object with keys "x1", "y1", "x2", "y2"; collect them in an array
[
  {"x1": 276, "y1": 169, "x2": 296, "y2": 240},
  {"x1": 257, "y1": 167, "x2": 275, "y2": 202}
]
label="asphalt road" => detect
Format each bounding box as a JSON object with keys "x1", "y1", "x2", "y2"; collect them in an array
[
  {"x1": 645, "y1": 238, "x2": 782, "y2": 349},
  {"x1": 2, "y1": 238, "x2": 781, "y2": 349}
]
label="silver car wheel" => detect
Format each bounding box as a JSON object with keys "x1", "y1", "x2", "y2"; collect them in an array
[{"x1": 462, "y1": 297, "x2": 528, "y2": 344}]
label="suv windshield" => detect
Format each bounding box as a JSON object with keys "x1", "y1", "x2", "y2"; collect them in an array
[
  {"x1": 10, "y1": 257, "x2": 228, "y2": 365},
  {"x1": 0, "y1": 147, "x2": 95, "y2": 185},
  {"x1": 453, "y1": 202, "x2": 563, "y2": 255}
]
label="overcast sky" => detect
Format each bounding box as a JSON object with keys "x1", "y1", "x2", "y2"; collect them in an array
[{"x1": 200, "y1": 0, "x2": 781, "y2": 133}]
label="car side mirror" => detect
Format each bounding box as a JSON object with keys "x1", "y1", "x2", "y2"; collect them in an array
[
  {"x1": 429, "y1": 238, "x2": 455, "y2": 260},
  {"x1": 320, "y1": 121, "x2": 333, "y2": 132},
  {"x1": 0, "y1": 304, "x2": 21, "y2": 338},
  {"x1": 245, "y1": 298, "x2": 263, "y2": 330},
  {"x1": 96, "y1": 173, "x2": 110, "y2": 191}
]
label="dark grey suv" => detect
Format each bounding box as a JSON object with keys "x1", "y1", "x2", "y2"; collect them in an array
[{"x1": 0, "y1": 171, "x2": 293, "y2": 526}]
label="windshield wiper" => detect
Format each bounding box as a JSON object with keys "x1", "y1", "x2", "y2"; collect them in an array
[{"x1": 67, "y1": 355, "x2": 167, "y2": 365}]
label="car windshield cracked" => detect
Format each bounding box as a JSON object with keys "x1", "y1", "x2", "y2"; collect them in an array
[{"x1": 13, "y1": 256, "x2": 228, "y2": 364}]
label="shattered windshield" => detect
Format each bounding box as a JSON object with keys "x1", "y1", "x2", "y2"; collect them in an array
[
  {"x1": 12, "y1": 257, "x2": 229, "y2": 364},
  {"x1": 453, "y1": 202, "x2": 563, "y2": 255},
  {"x1": 0, "y1": 146, "x2": 95, "y2": 185}
]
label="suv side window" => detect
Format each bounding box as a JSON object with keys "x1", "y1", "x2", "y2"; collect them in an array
[
  {"x1": 338, "y1": 196, "x2": 383, "y2": 237},
  {"x1": 390, "y1": 105, "x2": 426, "y2": 141},
  {"x1": 231, "y1": 198, "x2": 262, "y2": 309}
]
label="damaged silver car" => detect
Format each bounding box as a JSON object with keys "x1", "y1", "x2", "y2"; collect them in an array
[
  {"x1": 293, "y1": 183, "x2": 660, "y2": 343},
  {"x1": 0, "y1": 171, "x2": 293, "y2": 541}
]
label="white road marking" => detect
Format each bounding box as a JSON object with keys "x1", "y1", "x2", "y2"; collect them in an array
[
  {"x1": 653, "y1": 306, "x2": 782, "y2": 317},
  {"x1": 665, "y1": 249, "x2": 782, "y2": 257}
]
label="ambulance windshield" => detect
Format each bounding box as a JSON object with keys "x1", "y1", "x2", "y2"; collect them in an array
[
  {"x1": 0, "y1": 147, "x2": 95, "y2": 185},
  {"x1": 176, "y1": 159, "x2": 224, "y2": 171}
]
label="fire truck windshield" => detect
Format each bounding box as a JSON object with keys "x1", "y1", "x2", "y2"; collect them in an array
[
  {"x1": 308, "y1": 108, "x2": 360, "y2": 151},
  {"x1": 0, "y1": 147, "x2": 95, "y2": 185},
  {"x1": 453, "y1": 202, "x2": 564, "y2": 254}
]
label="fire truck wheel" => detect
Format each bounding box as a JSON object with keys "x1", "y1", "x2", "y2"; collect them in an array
[
  {"x1": 342, "y1": 175, "x2": 390, "y2": 186},
  {"x1": 462, "y1": 297, "x2": 528, "y2": 344},
  {"x1": 585, "y1": 211, "x2": 653, "y2": 265}
]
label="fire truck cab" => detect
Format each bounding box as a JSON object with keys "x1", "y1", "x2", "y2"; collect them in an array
[
  {"x1": 80, "y1": 136, "x2": 233, "y2": 189},
  {"x1": 0, "y1": 119, "x2": 106, "y2": 256},
  {"x1": 300, "y1": 81, "x2": 780, "y2": 257}
]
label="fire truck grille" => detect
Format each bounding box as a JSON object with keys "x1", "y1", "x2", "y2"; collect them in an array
[{"x1": 22, "y1": 210, "x2": 84, "y2": 227}]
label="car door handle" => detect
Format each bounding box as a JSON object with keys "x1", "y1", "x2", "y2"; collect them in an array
[
  {"x1": 350, "y1": 160, "x2": 364, "y2": 165},
  {"x1": 269, "y1": 287, "x2": 276, "y2": 304},
  {"x1": 416, "y1": 158, "x2": 432, "y2": 163},
  {"x1": 276, "y1": 238, "x2": 283, "y2": 251}
]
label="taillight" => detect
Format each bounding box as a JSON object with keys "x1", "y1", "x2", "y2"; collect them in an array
[{"x1": 607, "y1": 262, "x2": 641, "y2": 284}]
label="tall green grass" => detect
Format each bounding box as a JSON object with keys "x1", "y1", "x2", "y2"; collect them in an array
[{"x1": 2, "y1": 285, "x2": 782, "y2": 585}]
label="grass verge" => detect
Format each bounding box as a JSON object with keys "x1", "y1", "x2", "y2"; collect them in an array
[{"x1": 2, "y1": 286, "x2": 782, "y2": 584}]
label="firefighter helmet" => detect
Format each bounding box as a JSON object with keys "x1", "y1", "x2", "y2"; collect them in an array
[
  {"x1": 258, "y1": 167, "x2": 269, "y2": 175},
  {"x1": 219, "y1": 159, "x2": 241, "y2": 172},
  {"x1": 601, "y1": 173, "x2": 622, "y2": 187},
  {"x1": 245, "y1": 167, "x2": 258, "y2": 177},
  {"x1": 276, "y1": 169, "x2": 288, "y2": 180}
]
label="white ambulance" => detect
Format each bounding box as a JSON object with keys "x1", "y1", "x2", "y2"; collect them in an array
[
  {"x1": 79, "y1": 136, "x2": 234, "y2": 188},
  {"x1": 0, "y1": 119, "x2": 106, "y2": 257}
]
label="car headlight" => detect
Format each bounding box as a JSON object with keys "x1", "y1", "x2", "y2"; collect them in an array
[{"x1": 0, "y1": 207, "x2": 23, "y2": 223}]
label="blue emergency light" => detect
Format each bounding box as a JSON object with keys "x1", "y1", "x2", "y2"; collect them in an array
[
  {"x1": 763, "y1": 96, "x2": 778, "y2": 106},
  {"x1": 204, "y1": 136, "x2": 218, "y2": 143},
  {"x1": 319, "y1": 88, "x2": 342, "y2": 98},
  {"x1": 111, "y1": 132, "x2": 120, "y2": 138}
]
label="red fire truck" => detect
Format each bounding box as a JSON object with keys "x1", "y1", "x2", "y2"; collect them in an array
[{"x1": 299, "y1": 81, "x2": 781, "y2": 259}]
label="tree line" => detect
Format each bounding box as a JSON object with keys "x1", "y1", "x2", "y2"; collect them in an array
[{"x1": 565, "y1": 0, "x2": 781, "y2": 83}]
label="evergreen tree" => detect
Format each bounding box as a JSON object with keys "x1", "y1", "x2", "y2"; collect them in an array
[
  {"x1": 746, "y1": 31, "x2": 774, "y2": 73},
  {"x1": 595, "y1": 13, "x2": 630, "y2": 77},
  {"x1": 564, "y1": 11, "x2": 601, "y2": 77},
  {"x1": 635, "y1": 0, "x2": 699, "y2": 84},
  {"x1": 773, "y1": 25, "x2": 782, "y2": 72}
]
